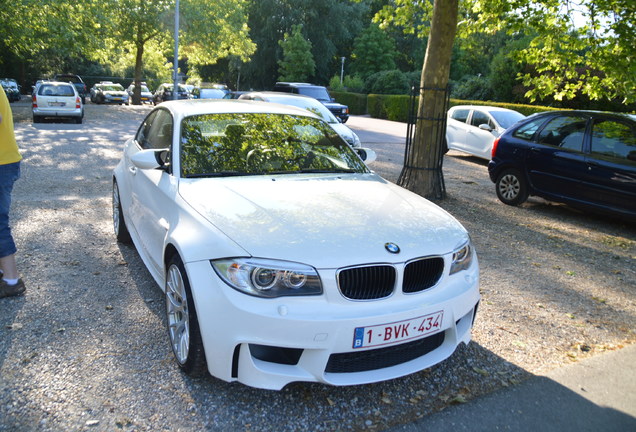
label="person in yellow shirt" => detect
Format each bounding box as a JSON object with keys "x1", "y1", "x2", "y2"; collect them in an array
[{"x1": 0, "y1": 85, "x2": 25, "y2": 298}]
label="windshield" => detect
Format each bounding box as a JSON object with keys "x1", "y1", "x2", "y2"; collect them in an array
[
  {"x1": 490, "y1": 111, "x2": 526, "y2": 129},
  {"x1": 180, "y1": 113, "x2": 368, "y2": 178},
  {"x1": 297, "y1": 87, "x2": 331, "y2": 101}
]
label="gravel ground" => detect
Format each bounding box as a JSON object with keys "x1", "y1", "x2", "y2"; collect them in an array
[{"x1": 1, "y1": 101, "x2": 634, "y2": 432}]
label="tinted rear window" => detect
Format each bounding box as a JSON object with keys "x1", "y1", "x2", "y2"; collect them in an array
[
  {"x1": 39, "y1": 84, "x2": 75, "y2": 97},
  {"x1": 450, "y1": 109, "x2": 470, "y2": 123}
]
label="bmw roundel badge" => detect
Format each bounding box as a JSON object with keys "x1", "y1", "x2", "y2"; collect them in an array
[{"x1": 385, "y1": 242, "x2": 400, "y2": 254}]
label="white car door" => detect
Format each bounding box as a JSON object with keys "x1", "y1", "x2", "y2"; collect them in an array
[
  {"x1": 464, "y1": 109, "x2": 498, "y2": 159},
  {"x1": 128, "y1": 108, "x2": 177, "y2": 274},
  {"x1": 446, "y1": 108, "x2": 471, "y2": 151}
]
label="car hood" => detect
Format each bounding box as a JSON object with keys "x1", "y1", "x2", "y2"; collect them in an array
[{"x1": 178, "y1": 174, "x2": 468, "y2": 269}]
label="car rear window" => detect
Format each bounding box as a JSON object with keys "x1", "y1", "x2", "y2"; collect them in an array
[
  {"x1": 38, "y1": 84, "x2": 75, "y2": 97},
  {"x1": 450, "y1": 109, "x2": 470, "y2": 123}
]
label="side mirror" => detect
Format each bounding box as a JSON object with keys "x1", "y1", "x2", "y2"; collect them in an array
[
  {"x1": 478, "y1": 123, "x2": 493, "y2": 132},
  {"x1": 131, "y1": 149, "x2": 168, "y2": 170},
  {"x1": 355, "y1": 147, "x2": 377, "y2": 164}
]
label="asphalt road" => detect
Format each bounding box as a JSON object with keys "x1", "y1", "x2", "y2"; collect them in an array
[{"x1": 1, "y1": 101, "x2": 634, "y2": 432}]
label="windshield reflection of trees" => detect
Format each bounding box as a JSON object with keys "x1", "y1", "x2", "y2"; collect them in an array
[{"x1": 180, "y1": 113, "x2": 368, "y2": 177}]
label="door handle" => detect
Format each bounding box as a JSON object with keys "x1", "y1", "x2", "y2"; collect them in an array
[{"x1": 128, "y1": 166, "x2": 137, "y2": 175}]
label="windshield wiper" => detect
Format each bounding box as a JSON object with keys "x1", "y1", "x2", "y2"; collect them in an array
[
  {"x1": 185, "y1": 171, "x2": 254, "y2": 178},
  {"x1": 298, "y1": 168, "x2": 356, "y2": 173}
]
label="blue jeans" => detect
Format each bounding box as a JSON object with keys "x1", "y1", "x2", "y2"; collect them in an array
[{"x1": 0, "y1": 162, "x2": 20, "y2": 258}]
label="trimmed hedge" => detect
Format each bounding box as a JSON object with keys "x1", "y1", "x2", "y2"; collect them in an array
[
  {"x1": 331, "y1": 91, "x2": 368, "y2": 115},
  {"x1": 348, "y1": 92, "x2": 561, "y2": 122}
]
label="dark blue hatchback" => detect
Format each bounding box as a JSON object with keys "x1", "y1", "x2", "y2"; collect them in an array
[{"x1": 488, "y1": 110, "x2": 636, "y2": 221}]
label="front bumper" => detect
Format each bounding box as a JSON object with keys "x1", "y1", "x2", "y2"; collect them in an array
[{"x1": 185, "y1": 258, "x2": 480, "y2": 390}]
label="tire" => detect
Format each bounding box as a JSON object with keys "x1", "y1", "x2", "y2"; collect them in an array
[
  {"x1": 112, "y1": 180, "x2": 132, "y2": 243},
  {"x1": 496, "y1": 168, "x2": 529, "y2": 206},
  {"x1": 75, "y1": 116, "x2": 83, "y2": 124},
  {"x1": 33, "y1": 115, "x2": 42, "y2": 124},
  {"x1": 165, "y1": 255, "x2": 207, "y2": 376}
]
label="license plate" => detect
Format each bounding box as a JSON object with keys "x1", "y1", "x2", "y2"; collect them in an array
[
  {"x1": 352, "y1": 310, "x2": 444, "y2": 349},
  {"x1": 48, "y1": 102, "x2": 66, "y2": 107},
  {"x1": 113, "y1": 97, "x2": 122, "y2": 100}
]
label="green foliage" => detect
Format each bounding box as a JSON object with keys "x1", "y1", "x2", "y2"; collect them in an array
[
  {"x1": 451, "y1": 75, "x2": 492, "y2": 101},
  {"x1": 243, "y1": 0, "x2": 368, "y2": 89},
  {"x1": 350, "y1": 24, "x2": 396, "y2": 80},
  {"x1": 278, "y1": 25, "x2": 316, "y2": 82},
  {"x1": 329, "y1": 76, "x2": 345, "y2": 92},
  {"x1": 365, "y1": 70, "x2": 410, "y2": 94},
  {"x1": 344, "y1": 75, "x2": 365, "y2": 93},
  {"x1": 463, "y1": 0, "x2": 636, "y2": 104},
  {"x1": 372, "y1": 0, "x2": 636, "y2": 106}
]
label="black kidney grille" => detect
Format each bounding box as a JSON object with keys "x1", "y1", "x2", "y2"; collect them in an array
[
  {"x1": 403, "y1": 257, "x2": 444, "y2": 293},
  {"x1": 325, "y1": 331, "x2": 445, "y2": 373},
  {"x1": 338, "y1": 265, "x2": 396, "y2": 300}
]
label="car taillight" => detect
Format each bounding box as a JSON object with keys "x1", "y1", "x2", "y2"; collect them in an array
[
  {"x1": 76, "y1": 97, "x2": 81, "y2": 108},
  {"x1": 32, "y1": 93, "x2": 37, "y2": 108},
  {"x1": 491, "y1": 136, "x2": 501, "y2": 159}
]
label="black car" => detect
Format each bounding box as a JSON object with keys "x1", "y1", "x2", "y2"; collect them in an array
[
  {"x1": 54, "y1": 74, "x2": 87, "y2": 104},
  {"x1": 1, "y1": 78, "x2": 21, "y2": 102},
  {"x1": 488, "y1": 110, "x2": 636, "y2": 220},
  {"x1": 273, "y1": 82, "x2": 349, "y2": 123},
  {"x1": 153, "y1": 83, "x2": 191, "y2": 104}
]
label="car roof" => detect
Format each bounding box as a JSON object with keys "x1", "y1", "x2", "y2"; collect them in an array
[
  {"x1": 242, "y1": 91, "x2": 317, "y2": 101},
  {"x1": 527, "y1": 110, "x2": 636, "y2": 122},
  {"x1": 275, "y1": 82, "x2": 322, "y2": 88},
  {"x1": 157, "y1": 99, "x2": 323, "y2": 120},
  {"x1": 40, "y1": 81, "x2": 75, "y2": 87},
  {"x1": 450, "y1": 105, "x2": 521, "y2": 113}
]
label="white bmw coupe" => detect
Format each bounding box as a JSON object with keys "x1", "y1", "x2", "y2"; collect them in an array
[{"x1": 113, "y1": 99, "x2": 480, "y2": 390}]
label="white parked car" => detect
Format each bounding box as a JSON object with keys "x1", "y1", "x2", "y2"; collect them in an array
[
  {"x1": 112, "y1": 99, "x2": 480, "y2": 390},
  {"x1": 32, "y1": 81, "x2": 84, "y2": 123},
  {"x1": 238, "y1": 92, "x2": 362, "y2": 148},
  {"x1": 446, "y1": 105, "x2": 525, "y2": 160}
]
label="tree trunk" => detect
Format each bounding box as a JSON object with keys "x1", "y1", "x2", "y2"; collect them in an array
[
  {"x1": 397, "y1": 0, "x2": 458, "y2": 199},
  {"x1": 132, "y1": 40, "x2": 144, "y2": 105}
]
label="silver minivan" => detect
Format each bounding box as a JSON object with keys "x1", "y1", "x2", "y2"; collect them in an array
[{"x1": 32, "y1": 81, "x2": 84, "y2": 123}]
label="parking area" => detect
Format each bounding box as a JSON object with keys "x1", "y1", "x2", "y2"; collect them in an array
[{"x1": 1, "y1": 102, "x2": 635, "y2": 431}]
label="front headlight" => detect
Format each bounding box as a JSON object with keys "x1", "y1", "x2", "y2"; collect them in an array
[
  {"x1": 211, "y1": 258, "x2": 322, "y2": 298},
  {"x1": 352, "y1": 132, "x2": 361, "y2": 148},
  {"x1": 449, "y1": 241, "x2": 474, "y2": 275}
]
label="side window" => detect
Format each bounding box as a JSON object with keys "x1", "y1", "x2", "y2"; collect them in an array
[
  {"x1": 512, "y1": 117, "x2": 546, "y2": 141},
  {"x1": 591, "y1": 119, "x2": 636, "y2": 164},
  {"x1": 470, "y1": 110, "x2": 493, "y2": 128},
  {"x1": 145, "y1": 109, "x2": 174, "y2": 150},
  {"x1": 537, "y1": 115, "x2": 587, "y2": 152},
  {"x1": 135, "y1": 111, "x2": 158, "y2": 149},
  {"x1": 450, "y1": 109, "x2": 470, "y2": 123}
]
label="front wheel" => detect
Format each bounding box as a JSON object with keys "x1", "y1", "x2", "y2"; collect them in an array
[
  {"x1": 495, "y1": 168, "x2": 529, "y2": 206},
  {"x1": 165, "y1": 255, "x2": 207, "y2": 376},
  {"x1": 112, "y1": 181, "x2": 132, "y2": 243}
]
